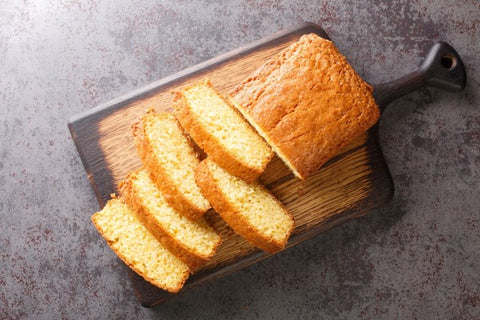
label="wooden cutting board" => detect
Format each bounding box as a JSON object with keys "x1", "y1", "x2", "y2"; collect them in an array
[{"x1": 68, "y1": 22, "x2": 466, "y2": 307}]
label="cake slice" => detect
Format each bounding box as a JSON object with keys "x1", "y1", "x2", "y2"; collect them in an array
[
  {"x1": 132, "y1": 110, "x2": 210, "y2": 221},
  {"x1": 230, "y1": 33, "x2": 380, "y2": 179},
  {"x1": 119, "y1": 169, "x2": 221, "y2": 269},
  {"x1": 173, "y1": 78, "x2": 274, "y2": 182},
  {"x1": 195, "y1": 158, "x2": 294, "y2": 253},
  {"x1": 91, "y1": 197, "x2": 190, "y2": 293}
]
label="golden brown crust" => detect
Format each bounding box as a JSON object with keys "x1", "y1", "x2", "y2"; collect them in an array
[
  {"x1": 119, "y1": 171, "x2": 219, "y2": 270},
  {"x1": 173, "y1": 79, "x2": 272, "y2": 183},
  {"x1": 231, "y1": 33, "x2": 380, "y2": 179},
  {"x1": 91, "y1": 198, "x2": 189, "y2": 293},
  {"x1": 195, "y1": 159, "x2": 292, "y2": 253},
  {"x1": 132, "y1": 110, "x2": 209, "y2": 221}
]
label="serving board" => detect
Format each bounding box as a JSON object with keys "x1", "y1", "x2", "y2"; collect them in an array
[{"x1": 69, "y1": 22, "x2": 466, "y2": 307}]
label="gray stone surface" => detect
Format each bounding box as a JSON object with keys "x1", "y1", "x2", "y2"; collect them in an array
[{"x1": 1, "y1": 0, "x2": 479, "y2": 319}]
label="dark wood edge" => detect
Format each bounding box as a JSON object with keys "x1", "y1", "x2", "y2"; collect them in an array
[
  {"x1": 67, "y1": 122, "x2": 101, "y2": 205},
  {"x1": 373, "y1": 41, "x2": 467, "y2": 110}
]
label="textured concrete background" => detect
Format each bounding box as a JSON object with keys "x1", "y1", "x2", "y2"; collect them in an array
[{"x1": 1, "y1": 1, "x2": 479, "y2": 319}]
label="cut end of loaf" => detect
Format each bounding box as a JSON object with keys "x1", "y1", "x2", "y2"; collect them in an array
[
  {"x1": 228, "y1": 96, "x2": 306, "y2": 180},
  {"x1": 91, "y1": 198, "x2": 190, "y2": 293}
]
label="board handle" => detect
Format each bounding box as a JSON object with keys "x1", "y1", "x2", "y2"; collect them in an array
[{"x1": 373, "y1": 42, "x2": 467, "y2": 110}]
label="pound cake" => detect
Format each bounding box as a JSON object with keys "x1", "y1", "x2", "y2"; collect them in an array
[
  {"x1": 132, "y1": 110, "x2": 210, "y2": 221},
  {"x1": 195, "y1": 158, "x2": 294, "y2": 253},
  {"x1": 231, "y1": 33, "x2": 380, "y2": 179},
  {"x1": 91, "y1": 197, "x2": 190, "y2": 293},
  {"x1": 173, "y1": 79, "x2": 274, "y2": 182},
  {"x1": 119, "y1": 169, "x2": 221, "y2": 269}
]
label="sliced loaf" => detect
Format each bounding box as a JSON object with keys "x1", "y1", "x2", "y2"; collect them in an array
[
  {"x1": 195, "y1": 158, "x2": 294, "y2": 253},
  {"x1": 173, "y1": 78, "x2": 273, "y2": 182},
  {"x1": 132, "y1": 110, "x2": 210, "y2": 220},
  {"x1": 91, "y1": 197, "x2": 190, "y2": 293},
  {"x1": 119, "y1": 169, "x2": 221, "y2": 269}
]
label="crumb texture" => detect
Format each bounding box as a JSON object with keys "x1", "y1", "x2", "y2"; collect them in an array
[
  {"x1": 196, "y1": 159, "x2": 294, "y2": 253},
  {"x1": 119, "y1": 169, "x2": 221, "y2": 266},
  {"x1": 91, "y1": 198, "x2": 189, "y2": 293},
  {"x1": 133, "y1": 111, "x2": 210, "y2": 220},
  {"x1": 174, "y1": 79, "x2": 273, "y2": 182}
]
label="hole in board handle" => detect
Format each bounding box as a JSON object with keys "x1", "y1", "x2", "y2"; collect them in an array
[{"x1": 441, "y1": 54, "x2": 457, "y2": 70}]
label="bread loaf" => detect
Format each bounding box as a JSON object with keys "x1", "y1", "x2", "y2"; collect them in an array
[{"x1": 231, "y1": 33, "x2": 380, "y2": 179}]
